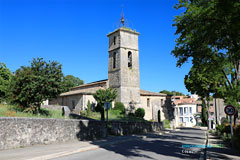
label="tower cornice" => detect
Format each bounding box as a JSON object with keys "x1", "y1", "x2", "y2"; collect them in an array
[{"x1": 107, "y1": 27, "x2": 140, "y2": 37}]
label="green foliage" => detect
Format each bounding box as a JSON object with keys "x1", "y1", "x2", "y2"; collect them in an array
[
  {"x1": 87, "y1": 100, "x2": 91, "y2": 116},
  {"x1": 172, "y1": 0, "x2": 240, "y2": 111},
  {"x1": 135, "y1": 108, "x2": 145, "y2": 119},
  {"x1": 201, "y1": 99, "x2": 208, "y2": 126},
  {"x1": 10, "y1": 58, "x2": 64, "y2": 112},
  {"x1": 93, "y1": 88, "x2": 117, "y2": 120},
  {"x1": 163, "y1": 119, "x2": 171, "y2": 129},
  {"x1": 114, "y1": 102, "x2": 126, "y2": 114},
  {"x1": 0, "y1": 63, "x2": 12, "y2": 103},
  {"x1": 159, "y1": 90, "x2": 184, "y2": 96},
  {"x1": 62, "y1": 75, "x2": 84, "y2": 92}
]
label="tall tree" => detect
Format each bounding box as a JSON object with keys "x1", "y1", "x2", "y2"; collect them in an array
[
  {"x1": 172, "y1": 0, "x2": 240, "y2": 110},
  {"x1": 0, "y1": 63, "x2": 12, "y2": 103},
  {"x1": 11, "y1": 58, "x2": 64, "y2": 112},
  {"x1": 93, "y1": 88, "x2": 117, "y2": 121},
  {"x1": 184, "y1": 64, "x2": 225, "y2": 128},
  {"x1": 62, "y1": 75, "x2": 84, "y2": 92}
]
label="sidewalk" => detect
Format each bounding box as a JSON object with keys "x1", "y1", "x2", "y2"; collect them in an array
[
  {"x1": 0, "y1": 131, "x2": 169, "y2": 160},
  {"x1": 207, "y1": 132, "x2": 240, "y2": 160}
]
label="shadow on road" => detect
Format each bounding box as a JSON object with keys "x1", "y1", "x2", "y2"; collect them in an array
[{"x1": 89, "y1": 128, "x2": 204, "y2": 160}]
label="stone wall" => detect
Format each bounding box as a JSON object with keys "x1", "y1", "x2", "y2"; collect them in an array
[
  {"x1": 0, "y1": 117, "x2": 164, "y2": 150},
  {"x1": 0, "y1": 117, "x2": 107, "y2": 150},
  {"x1": 109, "y1": 121, "x2": 164, "y2": 136}
]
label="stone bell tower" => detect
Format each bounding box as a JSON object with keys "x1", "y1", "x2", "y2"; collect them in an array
[{"x1": 107, "y1": 16, "x2": 141, "y2": 110}]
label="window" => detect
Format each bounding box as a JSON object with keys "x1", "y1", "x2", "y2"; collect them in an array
[
  {"x1": 184, "y1": 107, "x2": 188, "y2": 115},
  {"x1": 72, "y1": 100, "x2": 75, "y2": 109},
  {"x1": 113, "y1": 52, "x2": 116, "y2": 69},
  {"x1": 113, "y1": 36, "x2": 116, "y2": 45},
  {"x1": 147, "y1": 98, "x2": 150, "y2": 107},
  {"x1": 184, "y1": 117, "x2": 189, "y2": 122},
  {"x1": 179, "y1": 117, "x2": 183, "y2": 123},
  {"x1": 128, "y1": 51, "x2": 132, "y2": 68},
  {"x1": 179, "y1": 107, "x2": 183, "y2": 116},
  {"x1": 161, "y1": 99, "x2": 163, "y2": 106},
  {"x1": 189, "y1": 107, "x2": 192, "y2": 114}
]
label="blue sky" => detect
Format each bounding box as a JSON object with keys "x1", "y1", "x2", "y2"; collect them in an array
[{"x1": 0, "y1": 0, "x2": 192, "y2": 94}]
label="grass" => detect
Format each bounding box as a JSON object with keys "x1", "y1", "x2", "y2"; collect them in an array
[
  {"x1": 82, "y1": 109, "x2": 147, "y2": 122},
  {"x1": 0, "y1": 104, "x2": 64, "y2": 119}
]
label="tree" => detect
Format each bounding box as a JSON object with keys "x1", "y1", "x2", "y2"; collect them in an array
[
  {"x1": 11, "y1": 58, "x2": 64, "y2": 112},
  {"x1": 93, "y1": 88, "x2": 117, "y2": 120},
  {"x1": 87, "y1": 100, "x2": 91, "y2": 116},
  {"x1": 0, "y1": 63, "x2": 12, "y2": 103},
  {"x1": 160, "y1": 90, "x2": 185, "y2": 96},
  {"x1": 184, "y1": 62, "x2": 226, "y2": 128},
  {"x1": 172, "y1": 0, "x2": 240, "y2": 111},
  {"x1": 201, "y1": 98, "x2": 208, "y2": 126},
  {"x1": 62, "y1": 75, "x2": 84, "y2": 92}
]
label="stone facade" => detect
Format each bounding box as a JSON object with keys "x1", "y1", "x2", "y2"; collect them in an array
[
  {"x1": 140, "y1": 96, "x2": 166, "y2": 121},
  {"x1": 108, "y1": 28, "x2": 141, "y2": 109},
  {"x1": 48, "y1": 27, "x2": 170, "y2": 121}
]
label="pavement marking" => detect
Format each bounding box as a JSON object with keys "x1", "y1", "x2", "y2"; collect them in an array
[{"x1": 199, "y1": 130, "x2": 207, "y2": 160}]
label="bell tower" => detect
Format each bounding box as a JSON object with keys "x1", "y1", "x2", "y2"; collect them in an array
[{"x1": 107, "y1": 16, "x2": 141, "y2": 109}]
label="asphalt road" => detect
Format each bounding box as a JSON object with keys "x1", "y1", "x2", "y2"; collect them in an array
[{"x1": 52, "y1": 128, "x2": 206, "y2": 160}]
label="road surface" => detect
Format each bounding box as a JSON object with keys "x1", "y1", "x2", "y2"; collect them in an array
[{"x1": 52, "y1": 127, "x2": 205, "y2": 160}]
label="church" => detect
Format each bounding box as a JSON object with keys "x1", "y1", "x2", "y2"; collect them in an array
[{"x1": 49, "y1": 21, "x2": 170, "y2": 121}]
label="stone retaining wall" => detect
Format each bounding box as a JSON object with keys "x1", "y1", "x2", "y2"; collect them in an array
[
  {"x1": 109, "y1": 121, "x2": 164, "y2": 135},
  {"x1": 0, "y1": 117, "x2": 164, "y2": 150},
  {"x1": 0, "y1": 117, "x2": 107, "y2": 150}
]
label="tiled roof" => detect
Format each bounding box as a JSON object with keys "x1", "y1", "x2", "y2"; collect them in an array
[
  {"x1": 60, "y1": 86, "x2": 105, "y2": 96},
  {"x1": 71, "y1": 79, "x2": 108, "y2": 90},
  {"x1": 140, "y1": 89, "x2": 167, "y2": 96},
  {"x1": 173, "y1": 98, "x2": 196, "y2": 105}
]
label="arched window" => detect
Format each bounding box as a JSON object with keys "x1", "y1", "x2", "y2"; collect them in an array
[
  {"x1": 128, "y1": 51, "x2": 132, "y2": 68},
  {"x1": 113, "y1": 36, "x2": 116, "y2": 45},
  {"x1": 113, "y1": 52, "x2": 116, "y2": 69}
]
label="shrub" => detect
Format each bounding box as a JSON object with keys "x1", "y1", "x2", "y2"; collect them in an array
[
  {"x1": 128, "y1": 112, "x2": 135, "y2": 117},
  {"x1": 216, "y1": 124, "x2": 224, "y2": 135},
  {"x1": 223, "y1": 123, "x2": 231, "y2": 134},
  {"x1": 114, "y1": 102, "x2": 126, "y2": 114},
  {"x1": 135, "y1": 108, "x2": 145, "y2": 118},
  {"x1": 163, "y1": 119, "x2": 171, "y2": 128}
]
